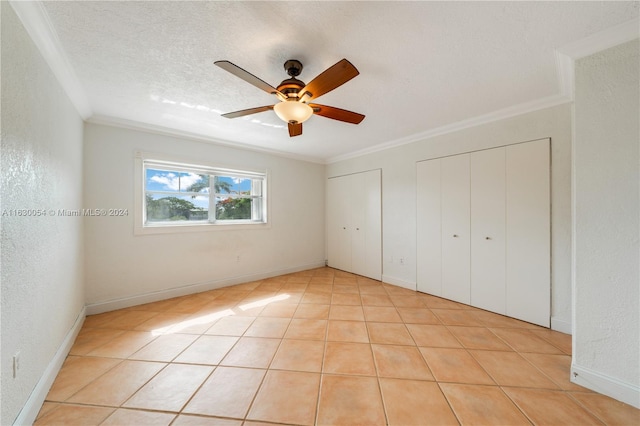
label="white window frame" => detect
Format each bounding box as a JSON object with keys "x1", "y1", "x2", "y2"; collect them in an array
[{"x1": 134, "y1": 152, "x2": 269, "y2": 235}]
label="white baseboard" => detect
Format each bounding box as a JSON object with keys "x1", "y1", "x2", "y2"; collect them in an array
[
  {"x1": 551, "y1": 317, "x2": 572, "y2": 334},
  {"x1": 571, "y1": 363, "x2": 640, "y2": 409},
  {"x1": 13, "y1": 306, "x2": 86, "y2": 426},
  {"x1": 86, "y1": 262, "x2": 326, "y2": 315},
  {"x1": 381, "y1": 274, "x2": 416, "y2": 291}
]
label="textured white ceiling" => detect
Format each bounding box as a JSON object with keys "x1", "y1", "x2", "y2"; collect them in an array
[{"x1": 39, "y1": 1, "x2": 638, "y2": 162}]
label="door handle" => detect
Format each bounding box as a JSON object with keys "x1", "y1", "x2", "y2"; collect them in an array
[
  {"x1": 453, "y1": 234, "x2": 459, "y2": 238},
  {"x1": 485, "y1": 236, "x2": 492, "y2": 240}
]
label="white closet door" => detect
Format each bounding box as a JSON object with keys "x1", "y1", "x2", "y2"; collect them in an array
[
  {"x1": 327, "y1": 175, "x2": 352, "y2": 272},
  {"x1": 417, "y1": 159, "x2": 442, "y2": 295},
  {"x1": 441, "y1": 154, "x2": 471, "y2": 304},
  {"x1": 350, "y1": 172, "x2": 367, "y2": 276},
  {"x1": 471, "y1": 148, "x2": 506, "y2": 314},
  {"x1": 506, "y1": 139, "x2": 550, "y2": 327},
  {"x1": 358, "y1": 170, "x2": 382, "y2": 280}
]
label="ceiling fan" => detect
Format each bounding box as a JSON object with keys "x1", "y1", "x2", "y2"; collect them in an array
[{"x1": 214, "y1": 58, "x2": 365, "y2": 137}]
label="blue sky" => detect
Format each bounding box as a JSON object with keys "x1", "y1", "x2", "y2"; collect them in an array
[{"x1": 146, "y1": 169, "x2": 251, "y2": 209}]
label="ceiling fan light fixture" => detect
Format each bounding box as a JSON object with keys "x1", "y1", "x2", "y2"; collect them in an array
[{"x1": 274, "y1": 100, "x2": 313, "y2": 124}]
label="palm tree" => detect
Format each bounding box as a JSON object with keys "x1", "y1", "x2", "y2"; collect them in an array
[{"x1": 186, "y1": 175, "x2": 232, "y2": 195}]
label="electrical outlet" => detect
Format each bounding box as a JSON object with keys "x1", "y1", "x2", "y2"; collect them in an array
[
  {"x1": 236, "y1": 255, "x2": 241, "y2": 262},
  {"x1": 399, "y1": 257, "x2": 405, "y2": 265},
  {"x1": 13, "y1": 352, "x2": 20, "y2": 378}
]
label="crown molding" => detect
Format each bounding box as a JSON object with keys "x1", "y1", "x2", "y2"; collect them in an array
[
  {"x1": 326, "y1": 93, "x2": 571, "y2": 164},
  {"x1": 87, "y1": 115, "x2": 325, "y2": 164},
  {"x1": 558, "y1": 17, "x2": 640, "y2": 60},
  {"x1": 9, "y1": 0, "x2": 92, "y2": 119}
]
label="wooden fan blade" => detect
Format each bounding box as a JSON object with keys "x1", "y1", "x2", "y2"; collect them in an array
[
  {"x1": 288, "y1": 122, "x2": 302, "y2": 137},
  {"x1": 221, "y1": 105, "x2": 273, "y2": 119},
  {"x1": 299, "y1": 59, "x2": 359, "y2": 101},
  {"x1": 215, "y1": 60, "x2": 285, "y2": 98},
  {"x1": 309, "y1": 104, "x2": 365, "y2": 124}
]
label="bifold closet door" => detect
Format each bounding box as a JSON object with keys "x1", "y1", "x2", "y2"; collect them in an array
[
  {"x1": 327, "y1": 170, "x2": 382, "y2": 281},
  {"x1": 470, "y1": 148, "x2": 506, "y2": 314},
  {"x1": 327, "y1": 175, "x2": 352, "y2": 273},
  {"x1": 417, "y1": 159, "x2": 442, "y2": 295},
  {"x1": 350, "y1": 170, "x2": 382, "y2": 280},
  {"x1": 506, "y1": 140, "x2": 550, "y2": 326},
  {"x1": 440, "y1": 154, "x2": 471, "y2": 304}
]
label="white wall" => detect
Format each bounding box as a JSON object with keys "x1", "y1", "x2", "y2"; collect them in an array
[
  {"x1": 1, "y1": 3, "x2": 85, "y2": 424},
  {"x1": 327, "y1": 104, "x2": 573, "y2": 332},
  {"x1": 83, "y1": 123, "x2": 326, "y2": 310},
  {"x1": 572, "y1": 39, "x2": 639, "y2": 407}
]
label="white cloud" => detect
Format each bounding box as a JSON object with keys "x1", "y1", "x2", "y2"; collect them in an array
[{"x1": 150, "y1": 172, "x2": 203, "y2": 191}]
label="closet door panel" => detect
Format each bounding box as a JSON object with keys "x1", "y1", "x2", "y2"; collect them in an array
[
  {"x1": 506, "y1": 139, "x2": 550, "y2": 327},
  {"x1": 327, "y1": 175, "x2": 352, "y2": 272},
  {"x1": 361, "y1": 169, "x2": 382, "y2": 280},
  {"x1": 470, "y1": 148, "x2": 506, "y2": 314},
  {"x1": 416, "y1": 159, "x2": 442, "y2": 295},
  {"x1": 350, "y1": 172, "x2": 367, "y2": 276},
  {"x1": 440, "y1": 154, "x2": 471, "y2": 304}
]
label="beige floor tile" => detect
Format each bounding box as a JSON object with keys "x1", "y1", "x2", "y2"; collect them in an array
[
  {"x1": 396, "y1": 307, "x2": 441, "y2": 324},
  {"x1": 571, "y1": 391, "x2": 640, "y2": 425},
  {"x1": 326, "y1": 320, "x2": 370, "y2": 343},
  {"x1": 184, "y1": 366, "x2": 265, "y2": 418},
  {"x1": 174, "y1": 335, "x2": 238, "y2": 365},
  {"x1": 329, "y1": 305, "x2": 365, "y2": 321},
  {"x1": 67, "y1": 360, "x2": 164, "y2": 406},
  {"x1": 33, "y1": 403, "x2": 114, "y2": 425},
  {"x1": 293, "y1": 303, "x2": 330, "y2": 319},
  {"x1": 123, "y1": 363, "x2": 213, "y2": 412},
  {"x1": 372, "y1": 344, "x2": 434, "y2": 380},
  {"x1": 45, "y1": 356, "x2": 120, "y2": 401},
  {"x1": 284, "y1": 318, "x2": 327, "y2": 340},
  {"x1": 332, "y1": 283, "x2": 360, "y2": 294},
  {"x1": 380, "y1": 378, "x2": 459, "y2": 425},
  {"x1": 167, "y1": 294, "x2": 215, "y2": 314},
  {"x1": 133, "y1": 312, "x2": 191, "y2": 332},
  {"x1": 204, "y1": 315, "x2": 255, "y2": 336},
  {"x1": 358, "y1": 285, "x2": 388, "y2": 295},
  {"x1": 129, "y1": 333, "x2": 198, "y2": 362},
  {"x1": 100, "y1": 408, "x2": 176, "y2": 425},
  {"x1": 420, "y1": 347, "x2": 495, "y2": 385},
  {"x1": 271, "y1": 339, "x2": 324, "y2": 372},
  {"x1": 84, "y1": 310, "x2": 159, "y2": 330},
  {"x1": 470, "y1": 350, "x2": 560, "y2": 389},
  {"x1": 323, "y1": 342, "x2": 376, "y2": 376},
  {"x1": 172, "y1": 414, "x2": 243, "y2": 426},
  {"x1": 360, "y1": 293, "x2": 394, "y2": 306},
  {"x1": 441, "y1": 383, "x2": 530, "y2": 425},
  {"x1": 258, "y1": 303, "x2": 297, "y2": 318},
  {"x1": 530, "y1": 328, "x2": 573, "y2": 354},
  {"x1": 471, "y1": 310, "x2": 541, "y2": 329},
  {"x1": 68, "y1": 328, "x2": 126, "y2": 356},
  {"x1": 86, "y1": 330, "x2": 157, "y2": 358},
  {"x1": 35, "y1": 402, "x2": 58, "y2": 420},
  {"x1": 363, "y1": 306, "x2": 403, "y2": 323},
  {"x1": 220, "y1": 337, "x2": 280, "y2": 368},
  {"x1": 490, "y1": 327, "x2": 564, "y2": 354},
  {"x1": 384, "y1": 285, "x2": 417, "y2": 296},
  {"x1": 317, "y1": 375, "x2": 386, "y2": 426},
  {"x1": 503, "y1": 387, "x2": 604, "y2": 425},
  {"x1": 447, "y1": 326, "x2": 513, "y2": 351},
  {"x1": 431, "y1": 309, "x2": 483, "y2": 326},
  {"x1": 243, "y1": 317, "x2": 290, "y2": 338},
  {"x1": 407, "y1": 324, "x2": 463, "y2": 348},
  {"x1": 247, "y1": 370, "x2": 321, "y2": 425},
  {"x1": 331, "y1": 292, "x2": 362, "y2": 305},
  {"x1": 390, "y1": 295, "x2": 426, "y2": 308},
  {"x1": 521, "y1": 352, "x2": 589, "y2": 391},
  {"x1": 307, "y1": 284, "x2": 333, "y2": 293},
  {"x1": 301, "y1": 292, "x2": 332, "y2": 304},
  {"x1": 420, "y1": 295, "x2": 469, "y2": 310},
  {"x1": 367, "y1": 322, "x2": 414, "y2": 345}
]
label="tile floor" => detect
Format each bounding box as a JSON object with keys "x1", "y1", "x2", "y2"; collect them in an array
[{"x1": 36, "y1": 268, "x2": 639, "y2": 425}]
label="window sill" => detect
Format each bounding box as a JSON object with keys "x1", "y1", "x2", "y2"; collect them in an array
[{"x1": 134, "y1": 221, "x2": 270, "y2": 235}]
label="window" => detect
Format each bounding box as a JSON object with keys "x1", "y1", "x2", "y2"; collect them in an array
[{"x1": 140, "y1": 158, "x2": 267, "y2": 230}]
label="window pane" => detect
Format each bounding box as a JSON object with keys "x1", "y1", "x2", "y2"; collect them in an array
[
  {"x1": 214, "y1": 176, "x2": 252, "y2": 196},
  {"x1": 146, "y1": 169, "x2": 208, "y2": 194},
  {"x1": 216, "y1": 196, "x2": 252, "y2": 220},
  {"x1": 146, "y1": 193, "x2": 208, "y2": 222}
]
